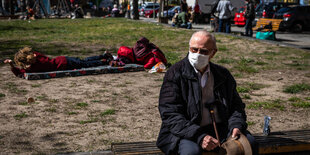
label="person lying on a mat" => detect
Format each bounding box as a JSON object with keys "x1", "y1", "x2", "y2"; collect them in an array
[{"x1": 4, "y1": 46, "x2": 123, "y2": 77}]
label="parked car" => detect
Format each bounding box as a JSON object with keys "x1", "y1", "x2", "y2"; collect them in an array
[
  {"x1": 139, "y1": 3, "x2": 160, "y2": 17},
  {"x1": 254, "y1": 3, "x2": 288, "y2": 26},
  {"x1": 144, "y1": 6, "x2": 160, "y2": 18},
  {"x1": 274, "y1": 5, "x2": 310, "y2": 32},
  {"x1": 234, "y1": 6, "x2": 246, "y2": 26},
  {"x1": 163, "y1": 6, "x2": 180, "y2": 19}
]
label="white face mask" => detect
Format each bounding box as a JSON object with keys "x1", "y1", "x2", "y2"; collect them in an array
[{"x1": 188, "y1": 51, "x2": 209, "y2": 71}]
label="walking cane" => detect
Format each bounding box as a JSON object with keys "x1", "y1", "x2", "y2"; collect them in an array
[{"x1": 210, "y1": 105, "x2": 221, "y2": 147}]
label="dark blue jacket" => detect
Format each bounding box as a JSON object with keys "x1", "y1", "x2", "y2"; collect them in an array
[{"x1": 156, "y1": 56, "x2": 247, "y2": 154}]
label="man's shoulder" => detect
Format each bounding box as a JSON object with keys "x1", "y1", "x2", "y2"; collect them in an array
[
  {"x1": 210, "y1": 62, "x2": 228, "y2": 71},
  {"x1": 168, "y1": 58, "x2": 187, "y2": 73},
  {"x1": 210, "y1": 62, "x2": 233, "y2": 77}
]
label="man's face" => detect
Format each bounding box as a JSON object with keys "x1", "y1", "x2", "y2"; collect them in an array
[{"x1": 189, "y1": 35, "x2": 217, "y2": 60}]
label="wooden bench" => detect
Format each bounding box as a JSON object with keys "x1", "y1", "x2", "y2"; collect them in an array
[
  {"x1": 253, "y1": 18, "x2": 283, "y2": 32},
  {"x1": 111, "y1": 129, "x2": 310, "y2": 155}
]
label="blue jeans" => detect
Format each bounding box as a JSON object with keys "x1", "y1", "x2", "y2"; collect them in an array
[
  {"x1": 180, "y1": 22, "x2": 192, "y2": 29},
  {"x1": 245, "y1": 18, "x2": 254, "y2": 37},
  {"x1": 219, "y1": 18, "x2": 231, "y2": 33},
  {"x1": 66, "y1": 55, "x2": 106, "y2": 70},
  {"x1": 178, "y1": 139, "x2": 202, "y2": 155},
  {"x1": 178, "y1": 130, "x2": 258, "y2": 155}
]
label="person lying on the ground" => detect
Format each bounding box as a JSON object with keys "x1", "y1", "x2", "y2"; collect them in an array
[
  {"x1": 116, "y1": 37, "x2": 167, "y2": 69},
  {"x1": 3, "y1": 46, "x2": 122, "y2": 77}
]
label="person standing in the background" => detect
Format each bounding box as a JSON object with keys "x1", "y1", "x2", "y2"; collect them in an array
[
  {"x1": 180, "y1": 0, "x2": 188, "y2": 13},
  {"x1": 193, "y1": 0, "x2": 201, "y2": 24},
  {"x1": 216, "y1": 0, "x2": 234, "y2": 33},
  {"x1": 244, "y1": 0, "x2": 255, "y2": 37}
]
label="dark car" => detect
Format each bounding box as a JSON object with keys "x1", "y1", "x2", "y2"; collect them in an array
[
  {"x1": 274, "y1": 5, "x2": 310, "y2": 32},
  {"x1": 254, "y1": 3, "x2": 288, "y2": 25},
  {"x1": 163, "y1": 6, "x2": 180, "y2": 19}
]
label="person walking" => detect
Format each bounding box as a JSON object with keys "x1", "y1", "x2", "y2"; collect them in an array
[
  {"x1": 216, "y1": 0, "x2": 234, "y2": 33},
  {"x1": 244, "y1": 0, "x2": 255, "y2": 37}
]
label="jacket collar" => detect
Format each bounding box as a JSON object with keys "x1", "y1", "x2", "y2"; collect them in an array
[{"x1": 182, "y1": 55, "x2": 227, "y2": 88}]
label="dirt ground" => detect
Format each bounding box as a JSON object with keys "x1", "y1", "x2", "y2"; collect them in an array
[{"x1": 0, "y1": 42, "x2": 309, "y2": 154}]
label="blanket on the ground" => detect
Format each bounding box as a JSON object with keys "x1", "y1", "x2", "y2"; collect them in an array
[{"x1": 23, "y1": 64, "x2": 144, "y2": 80}]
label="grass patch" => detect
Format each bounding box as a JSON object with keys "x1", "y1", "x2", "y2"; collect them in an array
[
  {"x1": 91, "y1": 100, "x2": 101, "y2": 103},
  {"x1": 255, "y1": 61, "x2": 268, "y2": 65},
  {"x1": 79, "y1": 118, "x2": 98, "y2": 124},
  {"x1": 14, "y1": 112, "x2": 28, "y2": 120},
  {"x1": 218, "y1": 45, "x2": 228, "y2": 51},
  {"x1": 288, "y1": 97, "x2": 301, "y2": 102},
  {"x1": 217, "y1": 58, "x2": 235, "y2": 64},
  {"x1": 18, "y1": 102, "x2": 28, "y2": 105},
  {"x1": 243, "y1": 94, "x2": 251, "y2": 99},
  {"x1": 165, "y1": 51, "x2": 182, "y2": 66},
  {"x1": 31, "y1": 84, "x2": 41, "y2": 88},
  {"x1": 0, "y1": 18, "x2": 194, "y2": 65},
  {"x1": 36, "y1": 94, "x2": 48, "y2": 101},
  {"x1": 76, "y1": 102, "x2": 88, "y2": 108},
  {"x1": 291, "y1": 101, "x2": 310, "y2": 108},
  {"x1": 235, "y1": 57, "x2": 258, "y2": 73},
  {"x1": 0, "y1": 93, "x2": 5, "y2": 98},
  {"x1": 284, "y1": 83, "x2": 310, "y2": 94},
  {"x1": 45, "y1": 107, "x2": 57, "y2": 112},
  {"x1": 288, "y1": 97, "x2": 310, "y2": 108},
  {"x1": 284, "y1": 61, "x2": 309, "y2": 70},
  {"x1": 248, "y1": 100, "x2": 285, "y2": 110},
  {"x1": 247, "y1": 82, "x2": 268, "y2": 90},
  {"x1": 237, "y1": 86, "x2": 250, "y2": 93},
  {"x1": 68, "y1": 111, "x2": 78, "y2": 115},
  {"x1": 247, "y1": 121, "x2": 256, "y2": 126},
  {"x1": 5, "y1": 82, "x2": 28, "y2": 95},
  {"x1": 233, "y1": 73, "x2": 243, "y2": 78},
  {"x1": 48, "y1": 99, "x2": 59, "y2": 103},
  {"x1": 101, "y1": 109, "x2": 116, "y2": 116}
]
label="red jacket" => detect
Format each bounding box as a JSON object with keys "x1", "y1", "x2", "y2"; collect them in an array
[
  {"x1": 11, "y1": 52, "x2": 67, "y2": 77},
  {"x1": 117, "y1": 37, "x2": 167, "y2": 69}
]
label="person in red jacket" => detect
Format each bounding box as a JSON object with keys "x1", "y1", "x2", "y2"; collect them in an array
[
  {"x1": 4, "y1": 47, "x2": 114, "y2": 77},
  {"x1": 117, "y1": 37, "x2": 167, "y2": 69}
]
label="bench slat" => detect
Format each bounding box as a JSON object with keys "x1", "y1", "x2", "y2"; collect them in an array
[
  {"x1": 111, "y1": 129, "x2": 310, "y2": 155},
  {"x1": 253, "y1": 18, "x2": 283, "y2": 32}
]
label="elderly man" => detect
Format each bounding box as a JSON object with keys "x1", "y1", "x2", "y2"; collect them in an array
[{"x1": 156, "y1": 31, "x2": 258, "y2": 155}]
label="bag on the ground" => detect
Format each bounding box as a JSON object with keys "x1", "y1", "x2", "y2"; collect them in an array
[{"x1": 256, "y1": 31, "x2": 275, "y2": 40}]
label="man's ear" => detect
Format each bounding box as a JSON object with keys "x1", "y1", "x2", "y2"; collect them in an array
[{"x1": 210, "y1": 49, "x2": 217, "y2": 59}]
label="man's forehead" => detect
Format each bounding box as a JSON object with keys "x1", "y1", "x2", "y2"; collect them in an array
[{"x1": 190, "y1": 35, "x2": 213, "y2": 46}]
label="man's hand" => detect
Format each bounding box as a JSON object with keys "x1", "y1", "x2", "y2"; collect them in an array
[
  {"x1": 4, "y1": 59, "x2": 14, "y2": 67},
  {"x1": 4, "y1": 59, "x2": 12, "y2": 64},
  {"x1": 201, "y1": 135, "x2": 220, "y2": 151},
  {"x1": 232, "y1": 128, "x2": 241, "y2": 138}
]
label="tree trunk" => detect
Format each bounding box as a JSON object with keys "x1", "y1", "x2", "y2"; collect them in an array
[{"x1": 133, "y1": 0, "x2": 138, "y2": 20}]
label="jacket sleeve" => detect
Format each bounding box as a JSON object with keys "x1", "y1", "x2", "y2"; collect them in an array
[
  {"x1": 11, "y1": 66, "x2": 25, "y2": 78},
  {"x1": 159, "y1": 68, "x2": 205, "y2": 144},
  {"x1": 227, "y1": 74, "x2": 247, "y2": 133}
]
